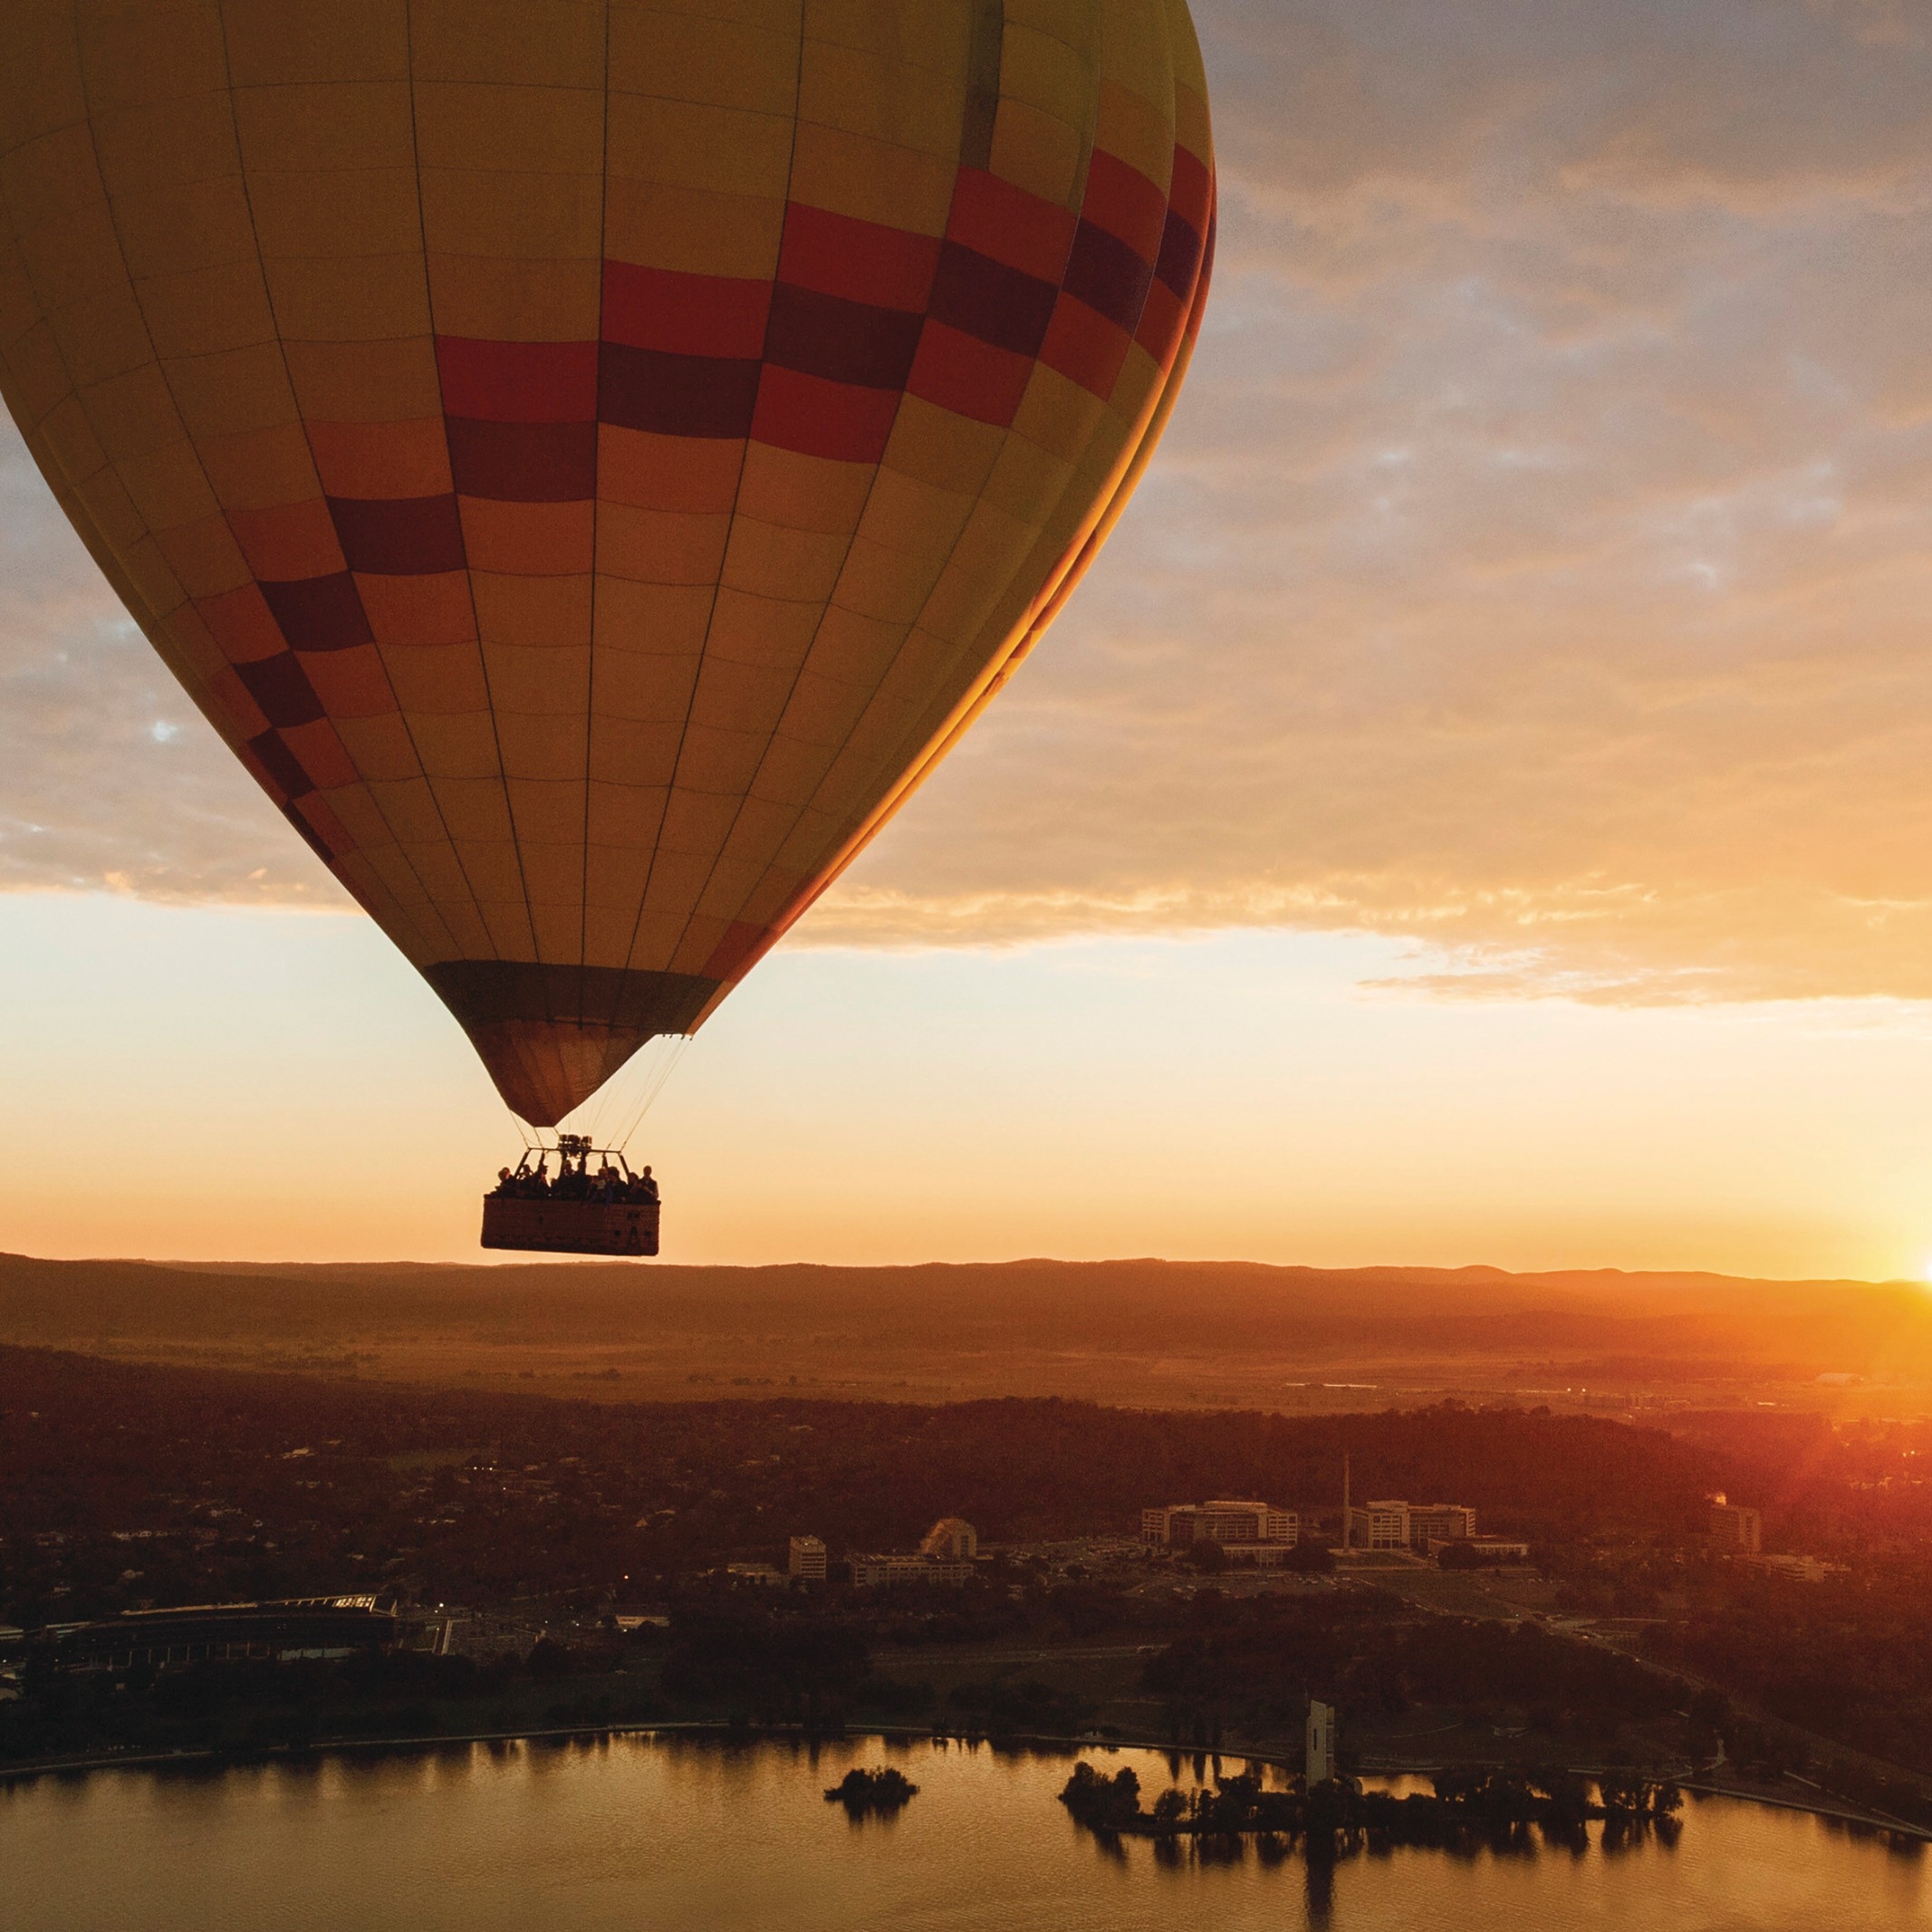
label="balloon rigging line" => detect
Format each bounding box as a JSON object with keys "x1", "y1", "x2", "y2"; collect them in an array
[
  {"x1": 529, "y1": 1033, "x2": 687, "y2": 1159},
  {"x1": 614, "y1": 1035, "x2": 690, "y2": 1152}
]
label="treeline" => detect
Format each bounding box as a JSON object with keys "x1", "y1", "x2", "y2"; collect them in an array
[
  {"x1": 1060, "y1": 1762, "x2": 1682, "y2": 1847},
  {"x1": 1663, "y1": 1410, "x2": 1932, "y2": 1553},
  {"x1": 1140, "y1": 1590, "x2": 1678, "y2": 1754},
  {"x1": 1, "y1": 1344, "x2": 1740, "y2": 1626},
  {"x1": 6, "y1": 1340, "x2": 1930, "y2": 1629},
  {"x1": 0, "y1": 1641, "x2": 656, "y2": 1767},
  {"x1": 1647, "y1": 1562, "x2": 1932, "y2": 1778}
]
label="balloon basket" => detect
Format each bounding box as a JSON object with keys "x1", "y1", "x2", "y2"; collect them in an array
[{"x1": 481, "y1": 1134, "x2": 660, "y2": 1257}]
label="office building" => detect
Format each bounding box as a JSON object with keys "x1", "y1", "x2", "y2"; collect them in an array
[
  {"x1": 1748, "y1": 1553, "x2": 1842, "y2": 1583},
  {"x1": 35, "y1": 1597, "x2": 395, "y2": 1672},
  {"x1": 1344, "y1": 1499, "x2": 1481, "y2": 1552},
  {"x1": 1345, "y1": 1500, "x2": 1412, "y2": 1551},
  {"x1": 1141, "y1": 1501, "x2": 1297, "y2": 1548},
  {"x1": 1710, "y1": 1501, "x2": 1762, "y2": 1554},
  {"x1": 788, "y1": 1535, "x2": 828, "y2": 1581},
  {"x1": 920, "y1": 1517, "x2": 978, "y2": 1561},
  {"x1": 1407, "y1": 1504, "x2": 1475, "y2": 1549},
  {"x1": 848, "y1": 1552, "x2": 976, "y2": 1588}
]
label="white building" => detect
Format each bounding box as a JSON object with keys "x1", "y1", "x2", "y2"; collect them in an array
[
  {"x1": 1407, "y1": 1504, "x2": 1475, "y2": 1549},
  {"x1": 920, "y1": 1517, "x2": 978, "y2": 1561},
  {"x1": 1710, "y1": 1502, "x2": 1763, "y2": 1554},
  {"x1": 1307, "y1": 1700, "x2": 1335, "y2": 1785},
  {"x1": 848, "y1": 1553, "x2": 976, "y2": 1589},
  {"x1": 1749, "y1": 1553, "x2": 1842, "y2": 1583},
  {"x1": 1427, "y1": 1537, "x2": 1529, "y2": 1562},
  {"x1": 1346, "y1": 1500, "x2": 1481, "y2": 1552},
  {"x1": 1346, "y1": 1500, "x2": 1412, "y2": 1551},
  {"x1": 1141, "y1": 1501, "x2": 1297, "y2": 1548},
  {"x1": 788, "y1": 1535, "x2": 828, "y2": 1581}
]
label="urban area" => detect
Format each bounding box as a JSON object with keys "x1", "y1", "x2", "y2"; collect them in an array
[{"x1": 4, "y1": 1344, "x2": 1930, "y2": 1841}]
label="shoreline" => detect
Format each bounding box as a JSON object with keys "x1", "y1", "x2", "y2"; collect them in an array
[{"x1": 4, "y1": 1721, "x2": 1926, "y2": 1841}]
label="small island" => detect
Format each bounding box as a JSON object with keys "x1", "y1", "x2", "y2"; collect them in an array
[{"x1": 825, "y1": 1767, "x2": 920, "y2": 1817}]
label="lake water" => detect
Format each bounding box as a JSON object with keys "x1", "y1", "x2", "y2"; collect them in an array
[{"x1": 5, "y1": 1735, "x2": 1927, "y2": 1931}]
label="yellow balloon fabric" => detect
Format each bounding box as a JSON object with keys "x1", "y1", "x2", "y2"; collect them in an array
[{"x1": 0, "y1": 1, "x2": 1215, "y2": 1124}]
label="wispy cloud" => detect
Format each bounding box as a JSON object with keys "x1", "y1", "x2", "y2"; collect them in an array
[
  {"x1": 817, "y1": 0, "x2": 1932, "y2": 1001},
  {"x1": 8, "y1": 0, "x2": 1932, "y2": 999},
  {"x1": 0, "y1": 438, "x2": 332, "y2": 903}
]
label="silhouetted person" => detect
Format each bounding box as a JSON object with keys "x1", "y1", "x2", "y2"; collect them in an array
[{"x1": 638, "y1": 1165, "x2": 659, "y2": 1206}]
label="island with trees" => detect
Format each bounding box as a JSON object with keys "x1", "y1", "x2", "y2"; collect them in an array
[{"x1": 825, "y1": 1767, "x2": 918, "y2": 1816}]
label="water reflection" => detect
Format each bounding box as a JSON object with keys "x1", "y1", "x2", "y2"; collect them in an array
[
  {"x1": 1, "y1": 1735, "x2": 1927, "y2": 1932},
  {"x1": 1306, "y1": 1850, "x2": 1334, "y2": 1928}
]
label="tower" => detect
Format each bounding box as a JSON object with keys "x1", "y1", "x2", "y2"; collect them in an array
[{"x1": 1307, "y1": 1700, "x2": 1335, "y2": 1785}]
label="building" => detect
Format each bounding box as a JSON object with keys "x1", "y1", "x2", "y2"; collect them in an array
[
  {"x1": 1307, "y1": 1700, "x2": 1336, "y2": 1785},
  {"x1": 1345, "y1": 1500, "x2": 1412, "y2": 1551},
  {"x1": 788, "y1": 1535, "x2": 828, "y2": 1581},
  {"x1": 1141, "y1": 1501, "x2": 1297, "y2": 1549},
  {"x1": 35, "y1": 1597, "x2": 395, "y2": 1672},
  {"x1": 1407, "y1": 1504, "x2": 1475, "y2": 1549},
  {"x1": 1344, "y1": 1499, "x2": 1481, "y2": 1553},
  {"x1": 848, "y1": 1516, "x2": 982, "y2": 1588},
  {"x1": 920, "y1": 1517, "x2": 978, "y2": 1561},
  {"x1": 1747, "y1": 1553, "x2": 1843, "y2": 1583},
  {"x1": 1710, "y1": 1501, "x2": 1763, "y2": 1554},
  {"x1": 848, "y1": 1552, "x2": 976, "y2": 1589},
  {"x1": 1427, "y1": 1537, "x2": 1530, "y2": 1562},
  {"x1": 724, "y1": 1563, "x2": 785, "y2": 1587}
]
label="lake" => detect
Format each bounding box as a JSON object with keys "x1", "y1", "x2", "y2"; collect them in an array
[{"x1": 5, "y1": 1735, "x2": 1927, "y2": 1931}]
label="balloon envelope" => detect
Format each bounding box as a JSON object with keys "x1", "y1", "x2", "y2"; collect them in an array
[{"x1": 0, "y1": 0, "x2": 1214, "y2": 1123}]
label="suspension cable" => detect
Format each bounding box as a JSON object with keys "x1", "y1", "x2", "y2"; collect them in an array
[{"x1": 614, "y1": 1034, "x2": 689, "y2": 1151}]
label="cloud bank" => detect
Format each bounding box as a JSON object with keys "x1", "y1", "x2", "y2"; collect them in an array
[
  {"x1": 10, "y1": 0, "x2": 1932, "y2": 999},
  {"x1": 0, "y1": 446, "x2": 332, "y2": 904}
]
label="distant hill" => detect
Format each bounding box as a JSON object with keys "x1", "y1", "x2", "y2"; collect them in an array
[{"x1": 1, "y1": 1251, "x2": 1923, "y2": 1410}]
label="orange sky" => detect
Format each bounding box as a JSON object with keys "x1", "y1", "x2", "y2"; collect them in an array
[
  {"x1": 6, "y1": 2, "x2": 1932, "y2": 1271},
  {"x1": 5, "y1": 893, "x2": 1932, "y2": 1279}
]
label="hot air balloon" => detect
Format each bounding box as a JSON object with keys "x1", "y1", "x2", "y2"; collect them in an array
[{"x1": 0, "y1": 0, "x2": 1214, "y2": 1252}]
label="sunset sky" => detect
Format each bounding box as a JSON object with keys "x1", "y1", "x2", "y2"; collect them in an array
[{"x1": 7, "y1": 0, "x2": 1932, "y2": 1274}]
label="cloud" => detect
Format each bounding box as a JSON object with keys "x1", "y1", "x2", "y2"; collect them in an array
[
  {"x1": 814, "y1": 0, "x2": 1932, "y2": 1002},
  {"x1": 0, "y1": 437, "x2": 335, "y2": 904},
  {"x1": 9, "y1": 1, "x2": 1932, "y2": 1001}
]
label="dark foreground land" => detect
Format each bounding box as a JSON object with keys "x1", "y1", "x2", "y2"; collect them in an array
[{"x1": 5, "y1": 1343, "x2": 1932, "y2": 1835}]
